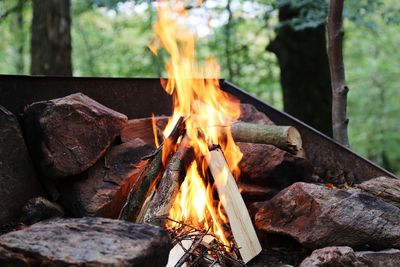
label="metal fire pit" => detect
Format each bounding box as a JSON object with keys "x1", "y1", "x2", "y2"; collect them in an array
[{"x1": 0, "y1": 75, "x2": 397, "y2": 183}]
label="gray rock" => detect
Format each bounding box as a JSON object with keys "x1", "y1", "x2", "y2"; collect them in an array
[
  {"x1": 59, "y1": 138, "x2": 154, "y2": 218},
  {"x1": 356, "y1": 249, "x2": 400, "y2": 267},
  {"x1": 299, "y1": 247, "x2": 366, "y2": 267},
  {"x1": 253, "y1": 182, "x2": 400, "y2": 249},
  {"x1": 0, "y1": 106, "x2": 43, "y2": 225},
  {"x1": 20, "y1": 197, "x2": 64, "y2": 225},
  {"x1": 23, "y1": 93, "x2": 128, "y2": 177},
  {"x1": 355, "y1": 176, "x2": 400, "y2": 208},
  {"x1": 0, "y1": 217, "x2": 171, "y2": 267}
]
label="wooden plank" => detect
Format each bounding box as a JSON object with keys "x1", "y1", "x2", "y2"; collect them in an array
[{"x1": 209, "y1": 148, "x2": 262, "y2": 263}]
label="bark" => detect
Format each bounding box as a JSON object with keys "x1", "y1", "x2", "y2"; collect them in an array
[
  {"x1": 142, "y1": 135, "x2": 193, "y2": 225},
  {"x1": 327, "y1": 0, "x2": 349, "y2": 146},
  {"x1": 267, "y1": 5, "x2": 332, "y2": 137},
  {"x1": 118, "y1": 117, "x2": 184, "y2": 222},
  {"x1": 15, "y1": 0, "x2": 25, "y2": 73},
  {"x1": 225, "y1": 0, "x2": 234, "y2": 80},
  {"x1": 231, "y1": 122, "x2": 302, "y2": 155},
  {"x1": 30, "y1": 0, "x2": 72, "y2": 76}
]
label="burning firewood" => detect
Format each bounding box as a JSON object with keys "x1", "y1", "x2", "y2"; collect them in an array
[
  {"x1": 118, "y1": 117, "x2": 185, "y2": 222},
  {"x1": 140, "y1": 134, "x2": 194, "y2": 225}
]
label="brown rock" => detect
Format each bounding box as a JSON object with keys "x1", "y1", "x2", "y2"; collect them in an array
[
  {"x1": 253, "y1": 182, "x2": 400, "y2": 249},
  {"x1": 238, "y1": 182, "x2": 278, "y2": 202},
  {"x1": 240, "y1": 103, "x2": 274, "y2": 125},
  {"x1": 0, "y1": 106, "x2": 43, "y2": 225},
  {"x1": 299, "y1": 247, "x2": 366, "y2": 267},
  {"x1": 0, "y1": 217, "x2": 171, "y2": 267},
  {"x1": 355, "y1": 176, "x2": 400, "y2": 208},
  {"x1": 59, "y1": 138, "x2": 154, "y2": 218},
  {"x1": 23, "y1": 93, "x2": 128, "y2": 177},
  {"x1": 356, "y1": 249, "x2": 400, "y2": 267},
  {"x1": 238, "y1": 142, "x2": 313, "y2": 188},
  {"x1": 20, "y1": 197, "x2": 64, "y2": 225}
]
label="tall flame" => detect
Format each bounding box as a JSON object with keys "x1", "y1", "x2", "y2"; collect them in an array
[{"x1": 151, "y1": 1, "x2": 242, "y2": 246}]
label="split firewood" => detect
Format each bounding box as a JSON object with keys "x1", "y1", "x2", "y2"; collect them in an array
[
  {"x1": 118, "y1": 117, "x2": 185, "y2": 222},
  {"x1": 209, "y1": 148, "x2": 262, "y2": 263},
  {"x1": 120, "y1": 116, "x2": 168, "y2": 145},
  {"x1": 141, "y1": 134, "x2": 194, "y2": 225},
  {"x1": 230, "y1": 122, "x2": 303, "y2": 156}
]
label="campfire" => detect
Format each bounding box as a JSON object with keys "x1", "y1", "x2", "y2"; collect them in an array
[
  {"x1": 120, "y1": 2, "x2": 263, "y2": 264},
  {"x1": 1, "y1": 1, "x2": 400, "y2": 267}
]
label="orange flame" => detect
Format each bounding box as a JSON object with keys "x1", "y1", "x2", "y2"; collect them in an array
[{"x1": 152, "y1": 1, "x2": 242, "y2": 246}]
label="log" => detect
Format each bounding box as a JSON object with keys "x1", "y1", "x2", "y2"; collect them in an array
[
  {"x1": 121, "y1": 116, "x2": 303, "y2": 156},
  {"x1": 209, "y1": 148, "x2": 262, "y2": 263},
  {"x1": 141, "y1": 134, "x2": 193, "y2": 225},
  {"x1": 121, "y1": 116, "x2": 168, "y2": 145},
  {"x1": 118, "y1": 117, "x2": 184, "y2": 222},
  {"x1": 231, "y1": 122, "x2": 303, "y2": 156}
]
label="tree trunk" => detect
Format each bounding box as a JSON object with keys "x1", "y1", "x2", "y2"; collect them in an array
[
  {"x1": 327, "y1": 0, "x2": 349, "y2": 147},
  {"x1": 30, "y1": 0, "x2": 72, "y2": 76},
  {"x1": 267, "y1": 5, "x2": 332, "y2": 137},
  {"x1": 15, "y1": 0, "x2": 25, "y2": 74}
]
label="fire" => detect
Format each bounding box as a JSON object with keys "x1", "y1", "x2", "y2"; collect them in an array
[{"x1": 151, "y1": 1, "x2": 242, "y2": 246}]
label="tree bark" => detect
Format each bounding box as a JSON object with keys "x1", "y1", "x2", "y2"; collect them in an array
[
  {"x1": 15, "y1": 0, "x2": 25, "y2": 73},
  {"x1": 327, "y1": 0, "x2": 350, "y2": 147},
  {"x1": 30, "y1": 0, "x2": 72, "y2": 76},
  {"x1": 267, "y1": 5, "x2": 332, "y2": 137}
]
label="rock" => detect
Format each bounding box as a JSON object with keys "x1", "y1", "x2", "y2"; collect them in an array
[
  {"x1": 356, "y1": 249, "x2": 400, "y2": 267},
  {"x1": 20, "y1": 197, "x2": 64, "y2": 225},
  {"x1": 253, "y1": 182, "x2": 400, "y2": 250},
  {"x1": 299, "y1": 247, "x2": 366, "y2": 267},
  {"x1": 59, "y1": 138, "x2": 154, "y2": 218},
  {"x1": 355, "y1": 176, "x2": 400, "y2": 208},
  {"x1": 23, "y1": 93, "x2": 128, "y2": 177},
  {"x1": 238, "y1": 143, "x2": 313, "y2": 188},
  {"x1": 240, "y1": 103, "x2": 274, "y2": 125},
  {"x1": 0, "y1": 217, "x2": 171, "y2": 267},
  {"x1": 238, "y1": 182, "x2": 278, "y2": 202},
  {"x1": 0, "y1": 106, "x2": 43, "y2": 225}
]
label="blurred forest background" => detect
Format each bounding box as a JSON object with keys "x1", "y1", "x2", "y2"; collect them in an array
[{"x1": 0, "y1": 0, "x2": 399, "y2": 174}]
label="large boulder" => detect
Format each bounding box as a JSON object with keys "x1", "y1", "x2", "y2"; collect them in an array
[
  {"x1": 59, "y1": 138, "x2": 154, "y2": 218},
  {"x1": 23, "y1": 93, "x2": 128, "y2": 177},
  {"x1": 253, "y1": 182, "x2": 400, "y2": 250},
  {"x1": 238, "y1": 143, "x2": 313, "y2": 188},
  {"x1": 0, "y1": 217, "x2": 171, "y2": 267},
  {"x1": 0, "y1": 106, "x2": 43, "y2": 225}
]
